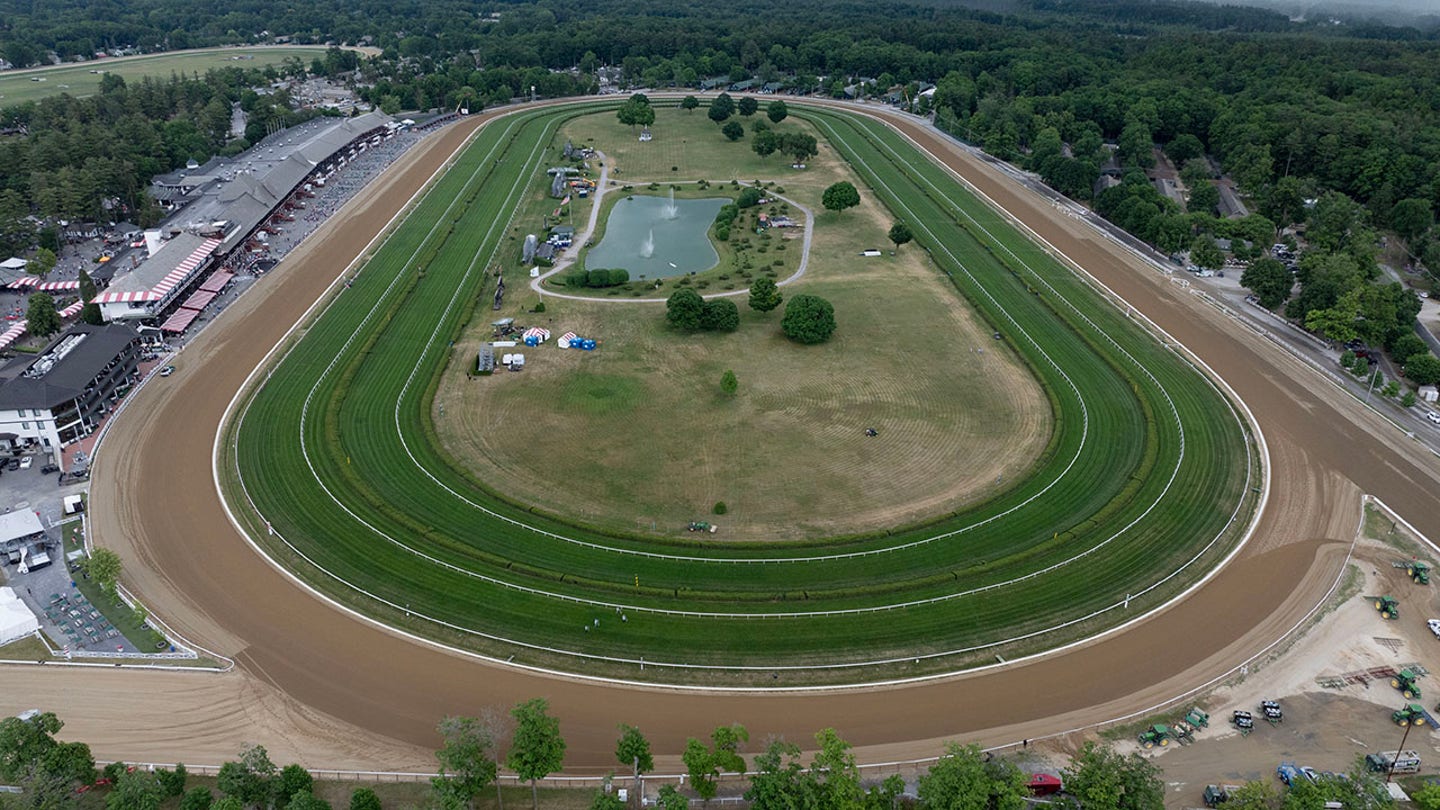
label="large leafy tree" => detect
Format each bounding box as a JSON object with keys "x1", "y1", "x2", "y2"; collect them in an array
[
  {"x1": 1060, "y1": 742, "x2": 1164, "y2": 810},
  {"x1": 781, "y1": 132, "x2": 817, "y2": 166},
  {"x1": 681, "y1": 724, "x2": 747, "y2": 805},
  {"x1": 708, "y1": 93, "x2": 735, "y2": 123},
  {"x1": 737, "y1": 96, "x2": 758, "y2": 117},
  {"x1": 918, "y1": 743, "x2": 1027, "y2": 810},
  {"x1": 0, "y1": 711, "x2": 96, "y2": 808},
  {"x1": 26, "y1": 292, "x2": 61, "y2": 338},
  {"x1": 108, "y1": 770, "x2": 167, "y2": 810},
  {"x1": 1405, "y1": 353, "x2": 1440, "y2": 385},
  {"x1": 699, "y1": 299, "x2": 740, "y2": 332},
  {"x1": 1190, "y1": 237, "x2": 1224, "y2": 271},
  {"x1": 889, "y1": 222, "x2": 913, "y2": 250},
  {"x1": 748, "y1": 277, "x2": 782, "y2": 313},
  {"x1": 822, "y1": 182, "x2": 861, "y2": 213},
  {"x1": 217, "y1": 745, "x2": 276, "y2": 808},
  {"x1": 721, "y1": 121, "x2": 744, "y2": 141},
  {"x1": 781, "y1": 294, "x2": 836, "y2": 344},
  {"x1": 26, "y1": 248, "x2": 57, "y2": 278},
  {"x1": 507, "y1": 699, "x2": 566, "y2": 810},
  {"x1": 680, "y1": 96, "x2": 699, "y2": 112},
  {"x1": 666, "y1": 289, "x2": 705, "y2": 331},
  {"x1": 1241, "y1": 257, "x2": 1293, "y2": 310},
  {"x1": 614, "y1": 725, "x2": 653, "y2": 806},
  {"x1": 752, "y1": 130, "x2": 780, "y2": 159},
  {"x1": 766, "y1": 100, "x2": 788, "y2": 124},
  {"x1": 431, "y1": 716, "x2": 497, "y2": 810},
  {"x1": 81, "y1": 547, "x2": 123, "y2": 594}
]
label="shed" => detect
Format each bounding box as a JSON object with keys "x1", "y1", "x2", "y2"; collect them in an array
[{"x1": 1420, "y1": 385, "x2": 1438, "y2": 404}]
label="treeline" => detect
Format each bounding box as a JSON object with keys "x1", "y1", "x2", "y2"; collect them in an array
[{"x1": 2, "y1": 707, "x2": 1411, "y2": 810}]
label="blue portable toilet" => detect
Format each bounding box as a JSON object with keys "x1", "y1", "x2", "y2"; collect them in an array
[{"x1": 524, "y1": 335, "x2": 539, "y2": 346}]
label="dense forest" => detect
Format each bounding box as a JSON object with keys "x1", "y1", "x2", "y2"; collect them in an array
[{"x1": 1, "y1": 0, "x2": 1438, "y2": 375}]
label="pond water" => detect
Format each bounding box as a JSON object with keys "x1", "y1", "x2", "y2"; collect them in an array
[{"x1": 585, "y1": 194, "x2": 731, "y2": 279}]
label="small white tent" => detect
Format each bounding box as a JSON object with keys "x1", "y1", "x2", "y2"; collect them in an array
[{"x1": 0, "y1": 587, "x2": 39, "y2": 645}]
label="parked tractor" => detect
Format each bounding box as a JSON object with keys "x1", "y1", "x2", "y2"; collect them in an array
[
  {"x1": 687, "y1": 522, "x2": 718, "y2": 533},
  {"x1": 1138, "y1": 724, "x2": 1171, "y2": 749},
  {"x1": 1393, "y1": 704, "x2": 1428, "y2": 726},
  {"x1": 1204, "y1": 785, "x2": 1242, "y2": 807},
  {"x1": 1232, "y1": 711, "x2": 1254, "y2": 736},
  {"x1": 1393, "y1": 669, "x2": 1423, "y2": 699},
  {"x1": 1410, "y1": 562, "x2": 1431, "y2": 585},
  {"x1": 1186, "y1": 707, "x2": 1211, "y2": 728},
  {"x1": 1376, "y1": 596, "x2": 1400, "y2": 619},
  {"x1": 1261, "y1": 700, "x2": 1283, "y2": 724}
]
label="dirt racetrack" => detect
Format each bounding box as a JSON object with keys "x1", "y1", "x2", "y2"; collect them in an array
[{"x1": 6, "y1": 99, "x2": 1440, "y2": 772}]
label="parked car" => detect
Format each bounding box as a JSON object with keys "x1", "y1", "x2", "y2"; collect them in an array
[
  {"x1": 39, "y1": 464, "x2": 58, "y2": 475},
  {"x1": 1426, "y1": 410, "x2": 1440, "y2": 426},
  {"x1": 1427, "y1": 619, "x2": 1440, "y2": 639},
  {"x1": 19, "y1": 457, "x2": 32, "y2": 470},
  {"x1": 159, "y1": 365, "x2": 175, "y2": 377},
  {"x1": 6, "y1": 458, "x2": 19, "y2": 471}
]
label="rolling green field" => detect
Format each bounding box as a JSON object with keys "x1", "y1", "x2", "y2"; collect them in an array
[
  {"x1": 223, "y1": 100, "x2": 1258, "y2": 686},
  {"x1": 0, "y1": 46, "x2": 335, "y2": 107}
]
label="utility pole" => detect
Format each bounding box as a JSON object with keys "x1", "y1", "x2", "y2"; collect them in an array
[{"x1": 1387, "y1": 712, "x2": 1415, "y2": 784}]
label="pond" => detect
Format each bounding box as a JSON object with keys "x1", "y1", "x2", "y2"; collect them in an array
[{"x1": 585, "y1": 194, "x2": 731, "y2": 279}]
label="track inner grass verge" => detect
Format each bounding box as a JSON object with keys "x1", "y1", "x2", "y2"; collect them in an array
[{"x1": 218, "y1": 101, "x2": 1260, "y2": 687}]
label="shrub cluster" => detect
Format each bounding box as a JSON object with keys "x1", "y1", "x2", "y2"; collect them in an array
[{"x1": 563, "y1": 268, "x2": 630, "y2": 288}]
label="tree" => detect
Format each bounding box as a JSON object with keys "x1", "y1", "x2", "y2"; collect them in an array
[
  {"x1": 708, "y1": 93, "x2": 734, "y2": 123},
  {"x1": 744, "y1": 739, "x2": 807, "y2": 809},
  {"x1": 1061, "y1": 742, "x2": 1164, "y2": 810},
  {"x1": 1405, "y1": 353, "x2": 1440, "y2": 385},
  {"x1": 888, "y1": 222, "x2": 913, "y2": 250},
  {"x1": 284, "y1": 790, "x2": 330, "y2": 810},
  {"x1": 1390, "y1": 198, "x2": 1434, "y2": 243},
  {"x1": 0, "y1": 712, "x2": 96, "y2": 810},
  {"x1": 182, "y1": 787, "x2": 215, "y2": 810},
  {"x1": 158, "y1": 764, "x2": 188, "y2": 797},
  {"x1": 1305, "y1": 286, "x2": 1363, "y2": 344},
  {"x1": 1165, "y1": 134, "x2": 1204, "y2": 166},
  {"x1": 276, "y1": 765, "x2": 312, "y2": 805},
  {"x1": 918, "y1": 742, "x2": 1027, "y2": 810},
  {"x1": 108, "y1": 770, "x2": 165, "y2": 810},
  {"x1": 507, "y1": 698, "x2": 566, "y2": 810},
  {"x1": 752, "y1": 130, "x2": 780, "y2": 160},
  {"x1": 615, "y1": 725, "x2": 653, "y2": 807},
  {"x1": 213, "y1": 798, "x2": 245, "y2": 810},
  {"x1": 26, "y1": 292, "x2": 61, "y2": 338},
  {"x1": 216, "y1": 745, "x2": 276, "y2": 808},
  {"x1": 748, "y1": 277, "x2": 782, "y2": 313},
  {"x1": 1222, "y1": 781, "x2": 1278, "y2": 810},
  {"x1": 822, "y1": 182, "x2": 861, "y2": 214},
  {"x1": 680, "y1": 96, "x2": 699, "y2": 112},
  {"x1": 737, "y1": 96, "x2": 758, "y2": 117},
  {"x1": 1187, "y1": 181, "x2": 1219, "y2": 215},
  {"x1": 781, "y1": 294, "x2": 836, "y2": 344},
  {"x1": 766, "y1": 100, "x2": 788, "y2": 124},
  {"x1": 26, "y1": 248, "x2": 56, "y2": 277},
  {"x1": 721, "y1": 121, "x2": 745, "y2": 141},
  {"x1": 656, "y1": 785, "x2": 687, "y2": 810},
  {"x1": 781, "y1": 132, "x2": 817, "y2": 166},
  {"x1": 433, "y1": 716, "x2": 497, "y2": 810},
  {"x1": 589, "y1": 793, "x2": 625, "y2": 810},
  {"x1": 700, "y1": 299, "x2": 740, "y2": 332},
  {"x1": 1241, "y1": 257, "x2": 1293, "y2": 310},
  {"x1": 682, "y1": 725, "x2": 747, "y2": 806},
  {"x1": 809, "y1": 729, "x2": 862, "y2": 810},
  {"x1": 348, "y1": 789, "x2": 380, "y2": 810},
  {"x1": 1190, "y1": 237, "x2": 1224, "y2": 271},
  {"x1": 78, "y1": 268, "x2": 96, "y2": 303},
  {"x1": 666, "y1": 289, "x2": 705, "y2": 331},
  {"x1": 477, "y1": 706, "x2": 512, "y2": 810},
  {"x1": 1391, "y1": 333, "x2": 1428, "y2": 365},
  {"x1": 720, "y1": 370, "x2": 738, "y2": 396},
  {"x1": 82, "y1": 547, "x2": 123, "y2": 594}
]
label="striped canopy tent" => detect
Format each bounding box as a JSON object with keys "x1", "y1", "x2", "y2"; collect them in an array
[
  {"x1": 8, "y1": 276, "x2": 38, "y2": 289},
  {"x1": 523, "y1": 327, "x2": 550, "y2": 341},
  {"x1": 179, "y1": 290, "x2": 217, "y2": 312},
  {"x1": 556, "y1": 331, "x2": 577, "y2": 349},
  {"x1": 93, "y1": 290, "x2": 162, "y2": 304},
  {"x1": 159, "y1": 308, "x2": 201, "y2": 333},
  {"x1": 58, "y1": 301, "x2": 84, "y2": 319},
  {"x1": 36, "y1": 280, "x2": 80, "y2": 291},
  {"x1": 0, "y1": 322, "x2": 26, "y2": 351},
  {"x1": 197, "y1": 270, "x2": 234, "y2": 294},
  {"x1": 150, "y1": 238, "x2": 222, "y2": 301}
]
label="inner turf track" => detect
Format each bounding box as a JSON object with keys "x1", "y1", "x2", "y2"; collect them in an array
[{"x1": 227, "y1": 102, "x2": 1255, "y2": 687}]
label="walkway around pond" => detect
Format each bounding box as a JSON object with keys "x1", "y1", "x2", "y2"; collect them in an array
[{"x1": 531, "y1": 172, "x2": 814, "y2": 303}]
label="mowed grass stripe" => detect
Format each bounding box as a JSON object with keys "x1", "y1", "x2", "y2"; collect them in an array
[{"x1": 228, "y1": 102, "x2": 1253, "y2": 679}]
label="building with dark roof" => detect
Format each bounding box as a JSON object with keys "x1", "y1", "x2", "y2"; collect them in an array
[{"x1": 0, "y1": 323, "x2": 143, "y2": 460}]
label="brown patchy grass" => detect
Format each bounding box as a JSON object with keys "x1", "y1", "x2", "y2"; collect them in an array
[{"x1": 431, "y1": 107, "x2": 1049, "y2": 541}]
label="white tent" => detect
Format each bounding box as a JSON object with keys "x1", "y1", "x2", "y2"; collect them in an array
[{"x1": 0, "y1": 587, "x2": 39, "y2": 645}]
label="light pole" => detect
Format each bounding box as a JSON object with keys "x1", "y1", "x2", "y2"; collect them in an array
[{"x1": 1387, "y1": 709, "x2": 1416, "y2": 784}]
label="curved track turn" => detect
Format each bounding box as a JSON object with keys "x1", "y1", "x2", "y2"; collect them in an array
[{"x1": 36, "y1": 100, "x2": 1440, "y2": 768}]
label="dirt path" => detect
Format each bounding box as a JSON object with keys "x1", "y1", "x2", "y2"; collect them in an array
[{"x1": 3, "y1": 99, "x2": 1439, "y2": 773}]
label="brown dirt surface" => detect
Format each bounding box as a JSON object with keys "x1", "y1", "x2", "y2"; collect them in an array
[{"x1": 4, "y1": 100, "x2": 1440, "y2": 774}]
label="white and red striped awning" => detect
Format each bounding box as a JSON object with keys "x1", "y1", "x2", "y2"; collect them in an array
[
  {"x1": 159, "y1": 308, "x2": 201, "y2": 333},
  {"x1": 94, "y1": 290, "x2": 161, "y2": 304},
  {"x1": 198, "y1": 270, "x2": 234, "y2": 294},
  {"x1": 58, "y1": 301, "x2": 83, "y2": 318},
  {"x1": 151, "y1": 238, "x2": 222, "y2": 300},
  {"x1": 180, "y1": 290, "x2": 217, "y2": 312},
  {"x1": 0, "y1": 322, "x2": 26, "y2": 351},
  {"x1": 36, "y1": 280, "x2": 80, "y2": 291},
  {"x1": 7, "y1": 276, "x2": 38, "y2": 289}
]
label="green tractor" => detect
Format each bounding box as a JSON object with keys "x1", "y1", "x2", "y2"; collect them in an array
[
  {"x1": 1393, "y1": 704, "x2": 1428, "y2": 727},
  {"x1": 1138, "y1": 724, "x2": 1171, "y2": 749},
  {"x1": 1186, "y1": 707, "x2": 1210, "y2": 728},
  {"x1": 1393, "y1": 669, "x2": 1423, "y2": 700},
  {"x1": 1376, "y1": 596, "x2": 1400, "y2": 620},
  {"x1": 1409, "y1": 561, "x2": 1431, "y2": 585}
]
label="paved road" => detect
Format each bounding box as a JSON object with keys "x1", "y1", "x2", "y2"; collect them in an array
[{"x1": 9, "y1": 98, "x2": 1439, "y2": 772}]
